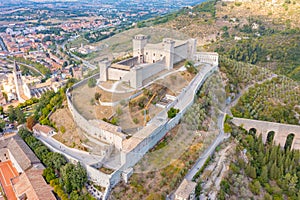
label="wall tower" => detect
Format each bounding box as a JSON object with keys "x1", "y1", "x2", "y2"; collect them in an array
[
  {"x1": 99, "y1": 60, "x2": 111, "y2": 82},
  {"x1": 163, "y1": 38, "x2": 175, "y2": 70},
  {"x1": 133, "y1": 35, "x2": 148, "y2": 63}
]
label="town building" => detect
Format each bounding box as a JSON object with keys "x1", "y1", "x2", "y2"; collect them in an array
[
  {"x1": 0, "y1": 134, "x2": 56, "y2": 200},
  {"x1": 32, "y1": 123, "x2": 55, "y2": 137}
]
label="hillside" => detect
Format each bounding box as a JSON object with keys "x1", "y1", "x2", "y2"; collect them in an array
[{"x1": 157, "y1": 0, "x2": 300, "y2": 80}]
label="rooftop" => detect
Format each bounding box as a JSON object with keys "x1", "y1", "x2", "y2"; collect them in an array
[
  {"x1": 89, "y1": 119, "x2": 126, "y2": 138},
  {"x1": 174, "y1": 179, "x2": 197, "y2": 200},
  {"x1": 12, "y1": 167, "x2": 56, "y2": 200},
  {"x1": 33, "y1": 123, "x2": 54, "y2": 134},
  {"x1": 0, "y1": 135, "x2": 42, "y2": 171}
]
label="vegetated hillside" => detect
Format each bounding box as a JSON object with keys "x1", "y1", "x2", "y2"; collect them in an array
[
  {"x1": 69, "y1": 27, "x2": 189, "y2": 64},
  {"x1": 218, "y1": 122, "x2": 300, "y2": 199},
  {"x1": 158, "y1": 0, "x2": 300, "y2": 80},
  {"x1": 160, "y1": 0, "x2": 300, "y2": 44},
  {"x1": 220, "y1": 57, "x2": 300, "y2": 125}
]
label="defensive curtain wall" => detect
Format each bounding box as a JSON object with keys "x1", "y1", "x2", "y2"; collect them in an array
[
  {"x1": 232, "y1": 117, "x2": 300, "y2": 150},
  {"x1": 67, "y1": 73, "x2": 127, "y2": 151},
  {"x1": 67, "y1": 53, "x2": 219, "y2": 199},
  {"x1": 120, "y1": 63, "x2": 218, "y2": 169},
  {"x1": 100, "y1": 58, "x2": 167, "y2": 89}
]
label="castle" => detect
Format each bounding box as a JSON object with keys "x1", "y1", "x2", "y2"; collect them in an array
[
  {"x1": 99, "y1": 35, "x2": 197, "y2": 89},
  {"x1": 63, "y1": 34, "x2": 219, "y2": 199}
]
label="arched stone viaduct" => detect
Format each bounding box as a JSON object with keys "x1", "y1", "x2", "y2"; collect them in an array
[{"x1": 231, "y1": 117, "x2": 300, "y2": 150}]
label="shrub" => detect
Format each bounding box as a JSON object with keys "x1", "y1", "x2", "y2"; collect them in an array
[
  {"x1": 94, "y1": 92, "x2": 101, "y2": 100},
  {"x1": 133, "y1": 118, "x2": 139, "y2": 124},
  {"x1": 88, "y1": 78, "x2": 96, "y2": 88},
  {"x1": 167, "y1": 107, "x2": 180, "y2": 119},
  {"x1": 60, "y1": 126, "x2": 66, "y2": 134}
]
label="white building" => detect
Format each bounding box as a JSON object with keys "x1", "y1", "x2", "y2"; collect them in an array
[{"x1": 32, "y1": 123, "x2": 55, "y2": 137}]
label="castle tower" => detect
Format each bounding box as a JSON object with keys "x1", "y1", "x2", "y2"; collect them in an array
[
  {"x1": 99, "y1": 60, "x2": 111, "y2": 82},
  {"x1": 133, "y1": 35, "x2": 147, "y2": 63},
  {"x1": 188, "y1": 38, "x2": 197, "y2": 59},
  {"x1": 163, "y1": 38, "x2": 175, "y2": 70}
]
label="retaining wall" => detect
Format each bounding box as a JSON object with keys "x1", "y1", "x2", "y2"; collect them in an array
[{"x1": 67, "y1": 73, "x2": 125, "y2": 150}]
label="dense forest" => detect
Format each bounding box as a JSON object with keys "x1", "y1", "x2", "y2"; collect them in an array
[{"x1": 219, "y1": 122, "x2": 300, "y2": 199}]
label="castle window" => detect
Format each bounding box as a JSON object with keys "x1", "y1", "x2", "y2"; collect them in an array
[
  {"x1": 153, "y1": 53, "x2": 155, "y2": 56},
  {"x1": 146, "y1": 52, "x2": 148, "y2": 55}
]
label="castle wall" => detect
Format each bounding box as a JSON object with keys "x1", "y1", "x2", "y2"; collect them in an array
[
  {"x1": 143, "y1": 48, "x2": 164, "y2": 63},
  {"x1": 117, "y1": 56, "x2": 138, "y2": 67},
  {"x1": 66, "y1": 73, "x2": 125, "y2": 151},
  {"x1": 123, "y1": 60, "x2": 166, "y2": 89},
  {"x1": 174, "y1": 43, "x2": 188, "y2": 64},
  {"x1": 38, "y1": 132, "x2": 113, "y2": 188},
  {"x1": 99, "y1": 61, "x2": 110, "y2": 82},
  {"x1": 107, "y1": 68, "x2": 128, "y2": 81},
  {"x1": 194, "y1": 52, "x2": 219, "y2": 66},
  {"x1": 85, "y1": 165, "x2": 111, "y2": 187},
  {"x1": 188, "y1": 39, "x2": 197, "y2": 59},
  {"x1": 120, "y1": 64, "x2": 218, "y2": 169}
]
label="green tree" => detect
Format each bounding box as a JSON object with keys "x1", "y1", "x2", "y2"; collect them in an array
[
  {"x1": 94, "y1": 92, "x2": 101, "y2": 100},
  {"x1": 88, "y1": 78, "x2": 96, "y2": 88},
  {"x1": 45, "y1": 152, "x2": 67, "y2": 171},
  {"x1": 8, "y1": 105, "x2": 16, "y2": 122},
  {"x1": 260, "y1": 166, "x2": 268, "y2": 183},
  {"x1": 0, "y1": 119, "x2": 5, "y2": 130},
  {"x1": 15, "y1": 107, "x2": 25, "y2": 124},
  {"x1": 249, "y1": 180, "x2": 261, "y2": 195},
  {"x1": 60, "y1": 162, "x2": 87, "y2": 193},
  {"x1": 43, "y1": 167, "x2": 56, "y2": 183},
  {"x1": 34, "y1": 145, "x2": 49, "y2": 160},
  {"x1": 167, "y1": 107, "x2": 180, "y2": 118}
]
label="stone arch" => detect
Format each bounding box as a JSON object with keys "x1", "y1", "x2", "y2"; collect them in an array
[
  {"x1": 266, "y1": 131, "x2": 275, "y2": 144},
  {"x1": 249, "y1": 128, "x2": 257, "y2": 136},
  {"x1": 284, "y1": 133, "x2": 295, "y2": 151}
]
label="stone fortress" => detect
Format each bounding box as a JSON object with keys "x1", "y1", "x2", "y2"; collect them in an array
[
  {"x1": 99, "y1": 35, "x2": 197, "y2": 89},
  {"x1": 66, "y1": 35, "x2": 219, "y2": 199}
]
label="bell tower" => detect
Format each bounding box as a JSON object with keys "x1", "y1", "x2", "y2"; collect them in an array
[{"x1": 12, "y1": 61, "x2": 25, "y2": 102}]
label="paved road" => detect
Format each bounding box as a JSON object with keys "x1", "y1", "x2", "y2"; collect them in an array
[
  {"x1": 185, "y1": 113, "x2": 227, "y2": 181},
  {"x1": 0, "y1": 36, "x2": 8, "y2": 52},
  {"x1": 37, "y1": 134, "x2": 103, "y2": 165},
  {"x1": 61, "y1": 35, "x2": 97, "y2": 70}
]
